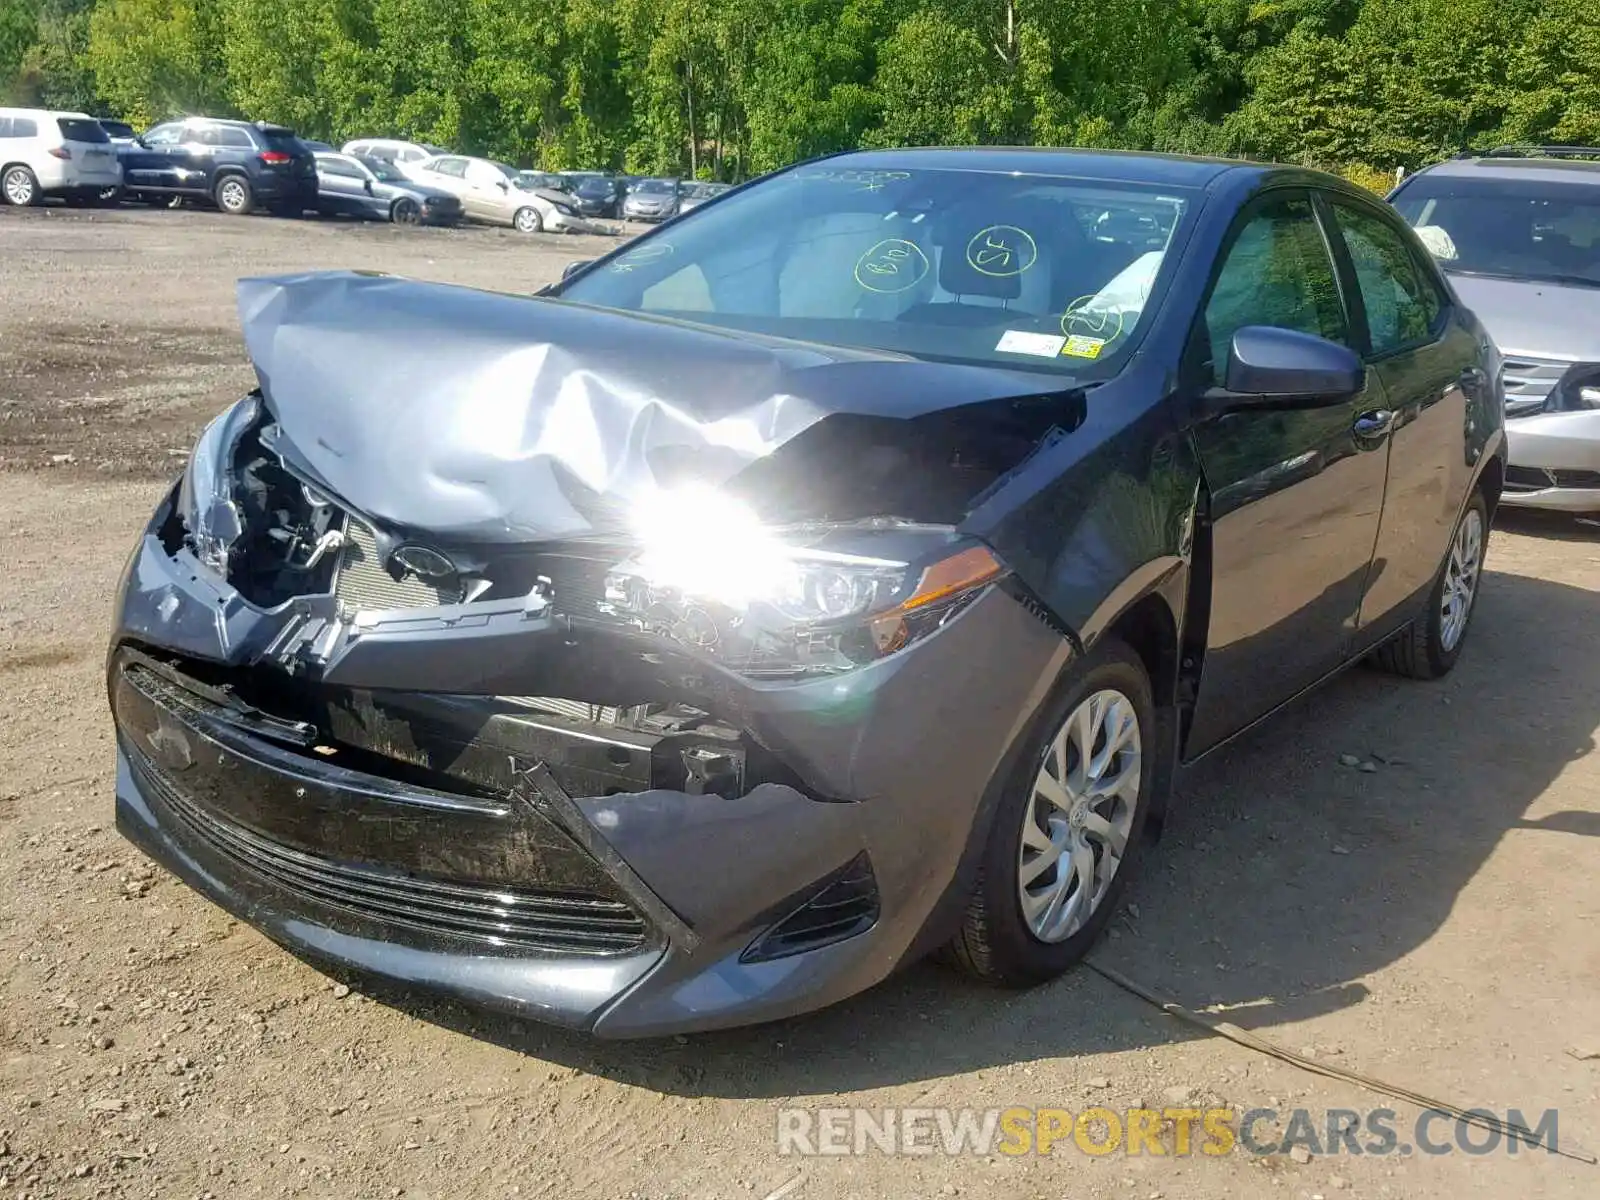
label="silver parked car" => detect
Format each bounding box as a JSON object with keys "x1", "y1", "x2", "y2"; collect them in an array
[
  {"x1": 1392, "y1": 147, "x2": 1600, "y2": 513},
  {"x1": 676, "y1": 180, "x2": 731, "y2": 214},
  {"x1": 621, "y1": 177, "x2": 680, "y2": 222}
]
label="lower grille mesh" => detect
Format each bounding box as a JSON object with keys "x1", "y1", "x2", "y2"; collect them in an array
[{"x1": 129, "y1": 746, "x2": 649, "y2": 955}]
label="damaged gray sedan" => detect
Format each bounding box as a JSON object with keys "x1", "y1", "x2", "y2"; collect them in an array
[{"x1": 109, "y1": 149, "x2": 1504, "y2": 1036}]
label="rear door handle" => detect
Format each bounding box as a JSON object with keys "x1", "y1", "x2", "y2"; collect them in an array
[{"x1": 1353, "y1": 409, "x2": 1396, "y2": 440}]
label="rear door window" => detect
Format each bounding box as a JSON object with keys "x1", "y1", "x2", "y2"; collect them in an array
[
  {"x1": 317, "y1": 156, "x2": 362, "y2": 179},
  {"x1": 3, "y1": 116, "x2": 39, "y2": 138},
  {"x1": 1330, "y1": 200, "x2": 1444, "y2": 355},
  {"x1": 429, "y1": 158, "x2": 467, "y2": 178},
  {"x1": 56, "y1": 117, "x2": 109, "y2": 144}
]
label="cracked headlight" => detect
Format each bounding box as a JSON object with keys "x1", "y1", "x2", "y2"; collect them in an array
[
  {"x1": 177, "y1": 395, "x2": 258, "y2": 577},
  {"x1": 604, "y1": 484, "x2": 1004, "y2": 676}
]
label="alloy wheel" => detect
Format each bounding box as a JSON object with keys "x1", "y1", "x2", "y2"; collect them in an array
[
  {"x1": 392, "y1": 199, "x2": 420, "y2": 226},
  {"x1": 1017, "y1": 688, "x2": 1142, "y2": 943},
  {"x1": 217, "y1": 179, "x2": 248, "y2": 213},
  {"x1": 514, "y1": 207, "x2": 541, "y2": 233},
  {"x1": 1439, "y1": 505, "x2": 1484, "y2": 652},
  {"x1": 3, "y1": 167, "x2": 37, "y2": 206}
]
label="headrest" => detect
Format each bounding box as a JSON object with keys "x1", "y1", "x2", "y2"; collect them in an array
[{"x1": 938, "y1": 221, "x2": 1030, "y2": 299}]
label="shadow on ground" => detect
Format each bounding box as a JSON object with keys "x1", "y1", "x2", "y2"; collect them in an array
[{"x1": 361, "y1": 564, "x2": 1599, "y2": 1097}]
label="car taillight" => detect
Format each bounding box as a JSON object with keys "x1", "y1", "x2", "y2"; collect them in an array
[
  {"x1": 48, "y1": 147, "x2": 72, "y2": 160},
  {"x1": 258, "y1": 151, "x2": 292, "y2": 166}
]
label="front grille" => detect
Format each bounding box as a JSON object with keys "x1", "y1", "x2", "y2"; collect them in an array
[
  {"x1": 1500, "y1": 356, "x2": 1569, "y2": 415},
  {"x1": 1505, "y1": 465, "x2": 1600, "y2": 492},
  {"x1": 334, "y1": 519, "x2": 462, "y2": 613},
  {"x1": 128, "y1": 745, "x2": 650, "y2": 955},
  {"x1": 742, "y1": 854, "x2": 879, "y2": 962}
]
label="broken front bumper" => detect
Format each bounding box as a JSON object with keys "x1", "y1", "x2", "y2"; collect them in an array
[{"x1": 108, "y1": 495, "x2": 1072, "y2": 1036}]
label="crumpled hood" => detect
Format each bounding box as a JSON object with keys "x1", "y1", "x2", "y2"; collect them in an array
[
  {"x1": 236, "y1": 271, "x2": 1072, "y2": 542},
  {"x1": 1447, "y1": 272, "x2": 1600, "y2": 361}
]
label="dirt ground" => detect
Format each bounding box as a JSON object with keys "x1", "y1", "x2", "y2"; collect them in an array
[{"x1": 1, "y1": 204, "x2": 1598, "y2": 1200}]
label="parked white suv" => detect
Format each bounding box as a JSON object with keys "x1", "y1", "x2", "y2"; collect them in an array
[
  {"x1": 0, "y1": 107, "x2": 123, "y2": 206},
  {"x1": 339, "y1": 139, "x2": 447, "y2": 181}
]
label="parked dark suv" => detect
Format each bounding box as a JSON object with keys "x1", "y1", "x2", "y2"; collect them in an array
[{"x1": 120, "y1": 118, "x2": 317, "y2": 216}]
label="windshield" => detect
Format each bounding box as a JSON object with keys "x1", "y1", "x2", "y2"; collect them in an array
[
  {"x1": 1392, "y1": 173, "x2": 1600, "y2": 288},
  {"x1": 561, "y1": 165, "x2": 1193, "y2": 375},
  {"x1": 637, "y1": 179, "x2": 676, "y2": 194}
]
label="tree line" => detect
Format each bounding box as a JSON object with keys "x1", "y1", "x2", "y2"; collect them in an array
[{"x1": 3, "y1": 0, "x2": 1598, "y2": 182}]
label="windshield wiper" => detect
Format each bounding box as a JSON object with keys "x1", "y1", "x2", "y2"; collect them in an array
[{"x1": 1447, "y1": 267, "x2": 1600, "y2": 290}]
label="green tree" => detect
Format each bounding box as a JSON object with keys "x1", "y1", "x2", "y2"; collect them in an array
[{"x1": 85, "y1": 0, "x2": 227, "y2": 124}]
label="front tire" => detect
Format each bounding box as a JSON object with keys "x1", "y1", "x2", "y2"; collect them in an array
[
  {"x1": 391, "y1": 198, "x2": 421, "y2": 226},
  {"x1": 1372, "y1": 490, "x2": 1488, "y2": 680},
  {"x1": 513, "y1": 206, "x2": 541, "y2": 234},
  {"x1": 214, "y1": 175, "x2": 253, "y2": 215},
  {"x1": 2, "y1": 164, "x2": 40, "y2": 206},
  {"x1": 946, "y1": 636, "x2": 1156, "y2": 986}
]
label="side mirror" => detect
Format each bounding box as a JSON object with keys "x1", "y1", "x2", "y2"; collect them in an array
[
  {"x1": 134, "y1": 136, "x2": 149, "y2": 149},
  {"x1": 1206, "y1": 326, "x2": 1365, "y2": 414},
  {"x1": 562, "y1": 260, "x2": 593, "y2": 280},
  {"x1": 363, "y1": 179, "x2": 374, "y2": 194}
]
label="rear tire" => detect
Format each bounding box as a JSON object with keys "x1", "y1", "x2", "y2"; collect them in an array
[
  {"x1": 945, "y1": 636, "x2": 1156, "y2": 986},
  {"x1": 391, "y1": 198, "x2": 421, "y2": 226},
  {"x1": 214, "y1": 175, "x2": 253, "y2": 215},
  {"x1": 1372, "y1": 490, "x2": 1488, "y2": 680},
  {"x1": 513, "y1": 206, "x2": 541, "y2": 234},
  {"x1": 2, "y1": 165, "x2": 39, "y2": 206}
]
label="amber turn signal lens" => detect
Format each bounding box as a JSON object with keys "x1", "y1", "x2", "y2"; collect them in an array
[{"x1": 899, "y1": 545, "x2": 1004, "y2": 612}]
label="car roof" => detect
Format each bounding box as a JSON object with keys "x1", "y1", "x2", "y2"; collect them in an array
[
  {"x1": 0, "y1": 107, "x2": 98, "y2": 120},
  {"x1": 1406, "y1": 154, "x2": 1600, "y2": 189},
  {"x1": 816, "y1": 146, "x2": 1253, "y2": 188}
]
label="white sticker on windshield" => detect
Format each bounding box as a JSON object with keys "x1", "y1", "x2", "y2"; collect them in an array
[{"x1": 995, "y1": 331, "x2": 1066, "y2": 358}]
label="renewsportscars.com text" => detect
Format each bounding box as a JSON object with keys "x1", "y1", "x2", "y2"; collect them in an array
[{"x1": 776, "y1": 1105, "x2": 1562, "y2": 1158}]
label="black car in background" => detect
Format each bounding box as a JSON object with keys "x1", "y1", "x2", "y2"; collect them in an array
[
  {"x1": 119, "y1": 118, "x2": 318, "y2": 216},
  {"x1": 560, "y1": 171, "x2": 623, "y2": 218},
  {"x1": 97, "y1": 119, "x2": 136, "y2": 143},
  {"x1": 313, "y1": 152, "x2": 463, "y2": 226}
]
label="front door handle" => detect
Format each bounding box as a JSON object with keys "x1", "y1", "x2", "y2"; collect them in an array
[{"x1": 1353, "y1": 409, "x2": 1396, "y2": 440}]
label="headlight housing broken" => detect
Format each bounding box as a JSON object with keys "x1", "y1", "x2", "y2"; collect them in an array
[
  {"x1": 177, "y1": 394, "x2": 258, "y2": 578},
  {"x1": 603, "y1": 484, "x2": 1005, "y2": 676}
]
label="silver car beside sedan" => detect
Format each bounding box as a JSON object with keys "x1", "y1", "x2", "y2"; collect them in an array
[
  {"x1": 621, "y1": 177, "x2": 680, "y2": 222},
  {"x1": 1392, "y1": 148, "x2": 1600, "y2": 513}
]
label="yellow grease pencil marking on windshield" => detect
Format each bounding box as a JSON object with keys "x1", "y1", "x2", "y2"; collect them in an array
[
  {"x1": 854, "y1": 239, "x2": 931, "y2": 293},
  {"x1": 1061, "y1": 295, "x2": 1126, "y2": 342},
  {"x1": 611, "y1": 243, "x2": 675, "y2": 273},
  {"x1": 965, "y1": 225, "x2": 1037, "y2": 278}
]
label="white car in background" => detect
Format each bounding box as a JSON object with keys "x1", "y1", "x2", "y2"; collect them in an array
[
  {"x1": 409, "y1": 154, "x2": 612, "y2": 234},
  {"x1": 339, "y1": 138, "x2": 448, "y2": 181},
  {"x1": 0, "y1": 107, "x2": 122, "y2": 206}
]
